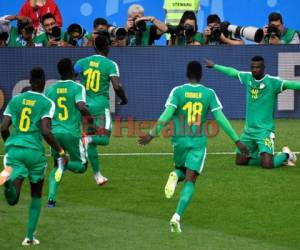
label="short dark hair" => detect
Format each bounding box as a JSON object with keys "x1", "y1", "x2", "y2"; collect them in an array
[
  {"x1": 251, "y1": 56, "x2": 264, "y2": 63},
  {"x1": 94, "y1": 35, "x2": 109, "y2": 53},
  {"x1": 187, "y1": 61, "x2": 202, "y2": 80},
  {"x1": 268, "y1": 12, "x2": 283, "y2": 24},
  {"x1": 30, "y1": 67, "x2": 45, "y2": 88},
  {"x1": 207, "y1": 14, "x2": 221, "y2": 25},
  {"x1": 57, "y1": 58, "x2": 73, "y2": 77},
  {"x1": 93, "y1": 18, "x2": 108, "y2": 28},
  {"x1": 41, "y1": 13, "x2": 56, "y2": 25}
]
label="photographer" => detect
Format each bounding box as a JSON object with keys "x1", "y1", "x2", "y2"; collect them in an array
[
  {"x1": 2, "y1": 15, "x2": 37, "y2": 47},
  {"x1": 86, "y1": 18, "x2": 109, "y2": 47},
  {"x1": 86, "y1": 17, "x2": 126, "y2": 47},
  {"x1": 263, "y1": 12, "x2": 299, "y2": 45},
  {"x1": 203, "y1": 14, "x2": 244, "y2": 45},
  {"x1": 35, "y1": 13, "x2": 69, "y2": 47},
  {"x1": 63, "y1": 23, "x2": 89, "y2": 47},
  {"x1": 125, "y1": 4, "x2": 168, "y2": 46},
  {"x1": 167, "y1": 11, "x2": 204, "y2": 46}
]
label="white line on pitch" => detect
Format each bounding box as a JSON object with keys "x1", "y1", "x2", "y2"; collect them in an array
[{"x1": 0, "y1": 152, "x2": 299, "y2": 157}]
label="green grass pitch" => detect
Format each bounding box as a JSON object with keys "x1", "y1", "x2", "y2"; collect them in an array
[{"x1": 1, "y1": 119, "x2": 300, "y2": 250}]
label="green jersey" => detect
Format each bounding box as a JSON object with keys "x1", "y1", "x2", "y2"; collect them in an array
[
  {"x1": 3, "y1": 91, "x2": 55, "y2": 152},
  {"x1": 45, "y1": 80, "x2": 86, "y2": 138},
  {"x1": 74, "y1": 55, "x2": 119, "y2": 113},
  {"x1": 165, "y1": 83, "x2": 222, "y2": 145},
  {"x1": 238, "y1": 72, "x2": 283, "y2": 134}
]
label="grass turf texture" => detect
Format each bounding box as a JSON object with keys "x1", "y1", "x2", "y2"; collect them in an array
[{"x1": 1, "y1": 119, "x2": 300, "y2": 250}]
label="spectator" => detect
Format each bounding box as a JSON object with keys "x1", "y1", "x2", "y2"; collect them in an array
[
  {"x1": 34, "y1": 13, "x2": 69, "y2": 47},
  {"x1": 19, "y1": 0, "x2": 62, "y2": 35},
  {"x1": 125, "y1": 4, "x2": 168, "y2": 46},
  {"x1": 263, "y1": 12, "x2": 300, "y2": 44},
  {"x1": 203, "y1": 14, "x2": 244, "y2": 45},
  {"x1": 164, "y1": 0, "x2": 200, "y2": 43},
  {"x1": 167, "y1": 11, "x2": 204, "y2": 45}
]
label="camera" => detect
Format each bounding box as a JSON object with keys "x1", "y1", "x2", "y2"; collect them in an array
[
  {"x1": 50, "y1": 26, "x2": 61, "y2": 41},
  {"x1": 166, "y1": 24, "x2": 183, "y2": 36},
  {"x1": 210, "y1": 25, "x2": 222, "y2": 41},
  {"x1": 267, "y1": 24, "x2": 281, "y2": 38},
  {"x1": 133, "y1": 18, "x2": 146, "y2": 32},
  {"x1": 226, "y1": 24, "x2": 264, "y2": 42},
  {"x1": 219, "y1": 21, "x2": 263, "y2": 43},
  {"x1": 107, "y1": 25, "x2": 127, "y2": 40},
  {"x1": 0, "y1": 24, "x2": 9, "y2": 41},
  {"x1": 183, "y1": 24, "x2": 195, "y2": 38},
  {"x1": 67, "y1": 23, "x2": 86, "y2": 46}
]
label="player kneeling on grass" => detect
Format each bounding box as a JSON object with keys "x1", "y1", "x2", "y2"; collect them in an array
[
  {"x1": 138, "y1": 61, "x2": 249, "y2": 233},
  {"x1": 0, "y1": 68, "x2": 68, "y2": 246},
  {"x1": 74, "y1": 36, "x2": 128, "y2": 185},
  {"x1": 205, "y1": 56, "x2": 299, "y2": 168},
  {"x1": 45, "y1": 58, "x2": 91, "y2": 207}
]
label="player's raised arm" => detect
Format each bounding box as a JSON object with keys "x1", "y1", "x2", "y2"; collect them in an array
[
  {"x1": 212, "y1": 109, "x2": 249, "y2": 156},
  {"x1": 282, "y1": 80, "x2": 300, "y2": 90},
  {"x1": 204, "y1": 58, "x2": 240, "y2": 79},
  {"x1": 110, "y1": 76, "x2": 128, "y2": 105},
  {"x1": 138, "y1": 105, "x2": 176, "y2": 145}
]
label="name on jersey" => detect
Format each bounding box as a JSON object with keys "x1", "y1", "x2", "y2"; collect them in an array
[
  {"x1": 22, "y1": 99, "x2": 36, "y2": 106},
  {"x1": 185, "y1": 92, "x2": 202, "y2": 99},
  {"x1": 89, "y1": 61, "x2": 99, "y2": 68},
  {"x1": 57, "y1": 88, "x2": 68, "y2": 94}
]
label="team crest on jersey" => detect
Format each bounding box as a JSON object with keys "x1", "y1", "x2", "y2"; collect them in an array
[
  {"x1": 259, "y1": 83, "x2": 265, "y2": 89},
  {"x1": 251, "y1": 88, "x2": 259, "y2": 99}
]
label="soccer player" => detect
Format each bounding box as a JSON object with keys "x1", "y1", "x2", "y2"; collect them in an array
[
  {"x1": 74, "y1": 35, "x2": 128, "y2": 185},
  {"x1": 45, "y1": 58, "x2": 91, "y2": 207},
  {"x1": 0, "y1": 68, "x2": 68, "y2": 246},
  {"x1": 205, "y1": 56, "x2": 300, "y2": 168},
  {"x1": 138, "y1": 61, "x2": 248, "y2": 232}
]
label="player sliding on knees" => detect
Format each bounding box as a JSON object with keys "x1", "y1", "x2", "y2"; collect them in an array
[
  {"x1": 45, "y1": 58, "x2": 91, "y2": 208},
  {"x1": 74, "y1": 35, "x2": 128, "y2": 186},
  {"x1": 138, "y1": 61, "x2": 248, "y2": 233},
  {"x1": 205, "y1": 56, "x2": 300, "y2": 168},
  {"x1": 0, "y1": 68, "x2": 68, "y2": 246}
]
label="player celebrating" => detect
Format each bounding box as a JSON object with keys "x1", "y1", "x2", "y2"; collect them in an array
[
  {"x1": 138, "y1": 61, "x2": 248, "y2": 233},
  {"x1": 205, "y1": 56, "x2": 300, "y2": 168},
  {"x1": 0, "y1": 68, "x2": 68, "y2": 246},
  {"x1": 74, "y1": 35, "x2": 128, "y2": 185},
  {"x1": 46, "y1": 58, "x2": 91, "y2": 207}
]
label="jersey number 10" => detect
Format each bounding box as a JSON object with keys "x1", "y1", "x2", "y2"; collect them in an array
[{"x1": 84, "y1": 68, "x2": 101, "y2": 92}]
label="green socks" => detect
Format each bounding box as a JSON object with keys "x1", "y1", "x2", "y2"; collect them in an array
[
  {"x1": 175, "y1": 169, "x2": 185, "y2": 181},
  {"x1": 88, "y1": 144, "x2": 100, "y2": 173},
  {"x1": 273, "y1": 153, "x2": 288, "y2": 168},
  {"x1": 176, "y1": 181, "x2": 195, "y2": 216},
  {"x1": 27, "y1": 197, "x2": 41, "y2": 240},
  {"x1": 48, "y1": 169, "x2": 59, "y2": 201},
  {"x1": 91, "y1": 135, "x2": 109, "y2": 146}
]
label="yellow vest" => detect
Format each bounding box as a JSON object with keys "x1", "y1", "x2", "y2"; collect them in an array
[{"x1": 164, "y1": 0, "x2": 200, "y2": 25}]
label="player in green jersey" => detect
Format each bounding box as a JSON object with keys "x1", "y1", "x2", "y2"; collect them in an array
[
  {"x1": 138, "y1": 61, "x2": 248, "y2": 232},
  {"x1": 74, "y1": 36, "x2": 128, "y2": 185},
  {"x1": 0, "y1": 68, "x2": 68, "y2": 246},
  {"x1": 45, "y1": 58, "x2": 91, "y2": 207},
  {"x1": 205, "y1": 56, "x2": 300, "y2": 168}
]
